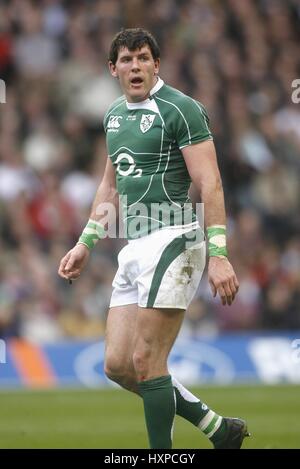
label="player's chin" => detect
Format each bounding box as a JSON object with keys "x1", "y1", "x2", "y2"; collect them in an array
[
  {"x1": 130, "y1": 88, "x2": 144, "y2": 97},
  {"x1": 129, "y1": 82, "x2": 145, "y2": 93}
]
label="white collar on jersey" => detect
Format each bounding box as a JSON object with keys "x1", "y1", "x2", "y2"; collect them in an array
[{"x1": 126, "y1": 77, "x2": 164, "y2": 109}]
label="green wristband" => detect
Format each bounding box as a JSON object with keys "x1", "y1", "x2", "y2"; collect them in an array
[
  {"x1": 78, "y1": 219, "x2": 105, "y2": 250},
  {"x1": 207, "y1": 225, "x2": 228, "y2": 258}
]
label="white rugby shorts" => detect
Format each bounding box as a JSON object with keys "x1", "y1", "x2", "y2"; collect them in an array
[{"x1": 110, "y1": 223, "x2": 206, "y2": 310}]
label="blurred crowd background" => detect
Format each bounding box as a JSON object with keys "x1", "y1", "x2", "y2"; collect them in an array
[{"x1": 0, "y1": 0, "x2": 299, "y2": 343}]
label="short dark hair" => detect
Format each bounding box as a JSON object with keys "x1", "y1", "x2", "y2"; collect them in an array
[{"x1": 109, "y1": 28, "x2": 160, "y2": 65}]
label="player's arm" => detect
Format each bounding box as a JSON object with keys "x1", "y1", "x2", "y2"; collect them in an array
[
  {"x1": 88, "y1": 157, "x2": 119, "y2": 228},
  {"x1": 58, "y1": 157, "x2": 118, "y2": 281},
  {"x1": 182, "y1": 140, "x2": 239, "y2": 306}
]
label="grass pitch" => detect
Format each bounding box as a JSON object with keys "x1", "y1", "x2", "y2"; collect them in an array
[{"x1": 0, "y1": 384, "x2": 299, "y2": 449}]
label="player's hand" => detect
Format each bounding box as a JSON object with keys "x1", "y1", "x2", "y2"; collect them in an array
[
  {"x1": 208, "y1": 256, "x2": 239, "y2": 306},
  {"x1": 58, "y1": 243, "x2": 90, "y2": 281}
]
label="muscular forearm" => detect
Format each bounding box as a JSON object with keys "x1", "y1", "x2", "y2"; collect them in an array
[
  {"x1": 200, "y1": 176, "x2": 226, "y2": 228},
  {"x1": 90, "y1": 181, "x2": 119, "y2": 228},
  {"x1": 77, "y1": 158, "x2": 118, "y2": 249},
  {"x1": 182, "y1": 134, "x2": 238, "y2": 305}
]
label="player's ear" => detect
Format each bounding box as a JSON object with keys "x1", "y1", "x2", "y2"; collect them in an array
[
  {"x1": 154, "y1": 58, "x2": 160, "y2": 76},
  {"x1": 109, "y1": 61, "x2": 118, "y2": 78}
]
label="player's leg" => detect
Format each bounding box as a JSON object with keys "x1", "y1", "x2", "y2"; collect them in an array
[
  {"x1": 104, "y1": 239, "x2": 140, "y2": 393},
  {"x1": 104, "y1": 304, "x2": 139, "y2": 393},
  {"x1": 104, "y1": 304, "x2": 223, "y2": 442},
  {"x1": 133, "y1": 306, "x2": 185, "y2": 449},
  {"x1": 106, "y1": 229, "x2": 249, "y2": 447},
  {"x1": 104, "y1": 304, "x2": 249, "y2": 448},
  {"x1": 134, "y1": 228, "x2": 248, "y2": 448},
  {"x1": 131, "y1": 305, "x2": 249, "y2": 449},
  {"x1": 172, "y1": 377, "x2": 250, "y2": 448}
]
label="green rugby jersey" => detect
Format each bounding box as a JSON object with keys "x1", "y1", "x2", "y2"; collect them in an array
[{"x1": 103, "y1": 78, "x2": 212, "y2": 239}]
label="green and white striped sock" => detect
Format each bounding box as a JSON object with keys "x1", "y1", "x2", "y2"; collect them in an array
[
  {"x1": 171, "y1": 377, "x2": 226, "y2": 445},
  {"x1": 198, "y1": 410, "x2": 227, "y2": 444}
]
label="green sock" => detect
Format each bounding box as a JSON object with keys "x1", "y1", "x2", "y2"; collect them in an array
[
  {"x1": 172, "y1": 377, "x2": 227, "y2": 444},
  {"x1": 138, "y1": 375, "x2": 176, "y2": 449}
]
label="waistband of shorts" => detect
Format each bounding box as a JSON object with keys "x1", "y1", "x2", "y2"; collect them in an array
[{"x1": 127, "y1": 221, "x2": 201, "y2": 244}]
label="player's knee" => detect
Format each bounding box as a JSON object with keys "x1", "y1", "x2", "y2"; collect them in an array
[
  {"x1": 104, "y1": 355, "x2": 128, "y2": 383},
  {"x1": 132, "y1": 348, "x2": 151, "y2": 377}
]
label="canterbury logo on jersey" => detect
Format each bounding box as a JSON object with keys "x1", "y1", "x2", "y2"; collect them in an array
[
  {"x1": 140, "y1": 114, "x2": 156, "y2": 133},
  {"x1": 107, "y1": 115, "x2": 123, "y2": 132}
]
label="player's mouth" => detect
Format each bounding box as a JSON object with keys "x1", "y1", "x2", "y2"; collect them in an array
[{"x1": 130, "y1": 76, "x2": 144, "y2": 88}]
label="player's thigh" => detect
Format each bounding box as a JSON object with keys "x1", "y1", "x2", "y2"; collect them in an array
[
  {"x1": 105, "y1": 304, "x2": 138, "y2": 368},
  {"x1": 135, "y1": 306, "x2": 185, "y2": 360},
  {"x1": 137, "y1": 233, "x2": 206, "y2": 311}
]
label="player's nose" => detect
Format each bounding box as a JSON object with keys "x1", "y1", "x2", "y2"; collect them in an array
[{"x1": 131, "y1": 57, "x2": 140, "y2": 71}]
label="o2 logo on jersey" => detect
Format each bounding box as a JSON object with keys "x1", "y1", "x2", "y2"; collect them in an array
[
  {"x1": 107, "y1": 115, "x2": 123, "y2": 132},
  {"x1": 115, "y1": 153, "x2": 142, "y2": 177}
]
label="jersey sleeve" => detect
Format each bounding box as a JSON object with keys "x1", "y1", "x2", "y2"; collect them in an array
[{"x1": 174, "y1": 97, "x2": 213, "y2": 149}]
